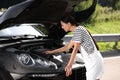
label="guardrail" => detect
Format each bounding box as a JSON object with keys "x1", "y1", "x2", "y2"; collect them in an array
[
  {"x1": 92, "y1": 34, "x2": 120, "y2": 42},
  {"x1": 62, "y1": 34, "x2": 120, "y2": 55},
  {"x1": 63, "y1": 34, "x2": 120, "y2": 57},
  {"x1": 62, "y1": 34, "x2": 120, "y2": 42}
]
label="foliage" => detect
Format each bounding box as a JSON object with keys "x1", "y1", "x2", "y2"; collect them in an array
[
  {"x1": 73, "y1": 1, "x2": 120, "y2": 51},
  {"x1": 75, "y1": 0, "x2": 120, "y2": 24},
  {"x1": 90, "y1": 4, "x2": 120, "y2": 23},
  {"x1": 74, "y1": 0, "x2": 92, "y2": 11},
  {"x1": 97, "y1": 42, "x2": 120, "y2": 51},
  {"x1": 115, "y1": 0, "x2": 120, "y2": 10},
  {"x1": 85, "y1": 21, "x2": 120, "y2": 34}
]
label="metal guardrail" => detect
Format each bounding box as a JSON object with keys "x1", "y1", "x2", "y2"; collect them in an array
[
  {"x1": 62, "y1": 34, "x2": 120, "y2": 50},
  {"x1": 62, "y1": 34, "x2": 120, "y2": 42},
  {"x1": 62, "y1": 34, "x2": 120, "y2": 55},
  {"x1": 92, "y1": 34, "x2": 120, "y2": 42}
]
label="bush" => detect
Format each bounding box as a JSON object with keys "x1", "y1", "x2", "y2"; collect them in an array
[
  {"x1": 74, "y1": 1, "x2": 120, "y2": 51},
  {"x1": 75, "y1": 0, "x2": 120, "y2": 24},
  {"x1": 74, "y1": 0, "x2": 92, "y2": 11},
  {"x1": 90, "y1": 4, "x2": 120, "y2": 23},
  {"x1": 97, "y1": 42, "x2": 120, "y2": 51},
  {"x1": 115, "y1": 0, "x2": 120, "y2": 10}
]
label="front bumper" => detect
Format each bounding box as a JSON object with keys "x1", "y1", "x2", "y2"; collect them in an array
[{"x1": 11, "y1": 53, "x2": 85, "y2": 80}]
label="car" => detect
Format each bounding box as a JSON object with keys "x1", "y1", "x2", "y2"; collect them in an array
[{"x1": 0, "y1": 0, "x2": 97, "y2": 80}]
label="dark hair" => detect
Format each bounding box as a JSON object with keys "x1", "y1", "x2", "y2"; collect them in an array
[{"x1": 61, "y1": 15, "x2": 78, "y2": 26}]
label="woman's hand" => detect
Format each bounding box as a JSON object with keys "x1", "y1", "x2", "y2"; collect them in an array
[
  {"x1": 65, "y1": 65, "x2": 72, "y2": 77},
  {"x1": 44, "y1": 50, "x2": 53, "y2": 54}
]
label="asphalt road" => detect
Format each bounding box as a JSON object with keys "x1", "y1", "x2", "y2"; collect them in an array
[{"x1": 101, "y1": 51, "x2": 120, "y2": 80}]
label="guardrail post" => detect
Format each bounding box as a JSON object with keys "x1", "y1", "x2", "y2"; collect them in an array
[{"x1": 113, "y1": 41, "x2": 118, "y2": 49}]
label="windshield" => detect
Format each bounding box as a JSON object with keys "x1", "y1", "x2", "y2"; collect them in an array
[{"x1": 0, "y1": 24, "x2": 48, "y2": 37}]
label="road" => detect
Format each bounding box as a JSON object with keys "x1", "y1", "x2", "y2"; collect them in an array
[
  {"x1": 101, "y1": 56, "x2": 120, "y2": 80},
  {"x1": 101, "y1": 51, "x2": 120, "y2": 80}
]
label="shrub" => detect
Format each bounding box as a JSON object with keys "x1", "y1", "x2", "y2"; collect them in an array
[
  {"x1": 115, "y1": 0, "x2": 120, "y2": 10},
  {"x1": 89, "y1": 4, "x2": 120, "y2": 23}
]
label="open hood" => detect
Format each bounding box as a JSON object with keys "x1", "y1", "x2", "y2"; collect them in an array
[{"x1": 0, "y1": 0, "x2": 97, "y2": 30}]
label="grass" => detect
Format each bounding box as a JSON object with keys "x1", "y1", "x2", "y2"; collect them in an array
[
  {"x1": 97, "y1": 42, "x2": 120, "y2": 51},
  {"x1": 86, "y1": 21, "x2": 120, "y2": 34}
]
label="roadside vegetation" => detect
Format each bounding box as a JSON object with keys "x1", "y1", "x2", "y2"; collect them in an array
[{"x1": 74, "y1": 0, "x2": 120, "y2": 51}]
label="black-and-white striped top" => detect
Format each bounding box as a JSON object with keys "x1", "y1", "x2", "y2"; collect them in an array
[{"x1": 71, "y1": 26, "x2": 94, "y2": 54}]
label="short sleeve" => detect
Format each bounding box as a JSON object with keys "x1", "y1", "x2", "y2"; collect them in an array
[{"x1": 71, "y1": 28, "x2": 83, "y2": 43}]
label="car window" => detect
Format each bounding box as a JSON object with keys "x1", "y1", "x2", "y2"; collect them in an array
[{"x1": 32, "y1": 25, "x2": 49, "y2": 35}]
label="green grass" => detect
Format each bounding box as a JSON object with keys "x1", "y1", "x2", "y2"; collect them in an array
[
  {"x1": 86, "y1": 21, "x2": 120, "y2": 34},
  {"x1": 97, "y1": 42, "x2": 120, "y2": 51}
]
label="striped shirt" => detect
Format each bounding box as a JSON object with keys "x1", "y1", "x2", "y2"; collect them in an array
[{"x1": 71, "y1": 26, "x2": 94, "y2": 54}]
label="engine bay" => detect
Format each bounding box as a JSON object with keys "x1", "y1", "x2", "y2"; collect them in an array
[
  {"x1": 4, "y1": 40, "x2": 66, "y2": 70},
  {"x1": 1, "y1": 39, "x2": 84, "y2": 76}
]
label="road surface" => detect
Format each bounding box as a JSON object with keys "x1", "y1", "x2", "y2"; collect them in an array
[{"x1": 101, "y1": 50, "x2": 120, "y2": 80}]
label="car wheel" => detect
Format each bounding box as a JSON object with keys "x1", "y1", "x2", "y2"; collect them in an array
[{"x1": 0, "y1": 68, "x2": 14, "y2": 80}]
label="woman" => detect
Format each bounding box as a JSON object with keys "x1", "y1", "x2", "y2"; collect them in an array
[{"x1": 44, "y1": 15, "x2": 103, "y2": 80}]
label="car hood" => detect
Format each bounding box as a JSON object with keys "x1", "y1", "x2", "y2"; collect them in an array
[{"x1": 0, "y1": 0, "x2": 97, "y2": 30}]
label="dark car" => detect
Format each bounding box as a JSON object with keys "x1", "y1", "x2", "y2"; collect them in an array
[{"x1": 0, "y1": 0, "x2": 97, "y2": 80}]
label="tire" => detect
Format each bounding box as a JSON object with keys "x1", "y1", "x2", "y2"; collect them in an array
[{"x1": 0, "y1": 68, "x2": 14, "y2": 80}]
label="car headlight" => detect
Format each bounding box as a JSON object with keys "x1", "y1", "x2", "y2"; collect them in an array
[{"x1": 17, "y1": 54, "x2": 35, "y2": 66}]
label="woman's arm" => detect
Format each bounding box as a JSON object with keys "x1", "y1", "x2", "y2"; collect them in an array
[
  {"x1": 67, "y1": 42, "x2": 80, "y2": 67},
  {"x1": 65, "y1": 42, "x2": 80, "y2": 77},
  {"x1": 45, "y1": 40, "x2": 74, "y2": 54}
]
